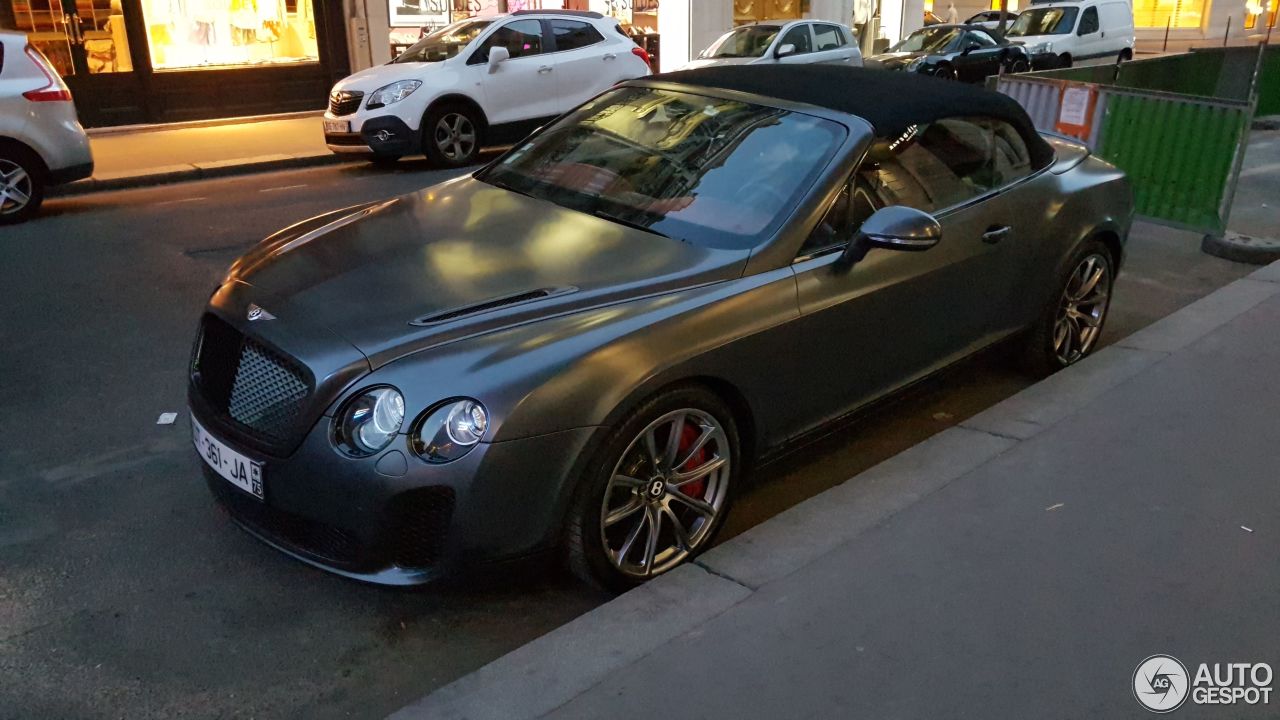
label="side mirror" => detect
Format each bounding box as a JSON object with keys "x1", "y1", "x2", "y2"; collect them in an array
[
  {"x1": 775, "y1": 43, "x2": 798, "y2": 59},
  {"x1": 487, "y1": 45, "x2": 510, "y2": 73},
  {"x1": 839, "y1": 206, "x2": 941, "y2": 266}
]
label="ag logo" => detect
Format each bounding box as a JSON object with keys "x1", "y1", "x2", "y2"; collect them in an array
[{"x1": 1134, "y1": 655, "x2": 1190, "y2": 713}]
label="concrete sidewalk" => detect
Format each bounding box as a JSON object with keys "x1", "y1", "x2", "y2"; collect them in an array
[
  {"x1": 56, "y1": 112, "x2": 350, "y2": 195},
  {"x1": 395, "y1": 261, "x2": 1280, "y2": 719}
]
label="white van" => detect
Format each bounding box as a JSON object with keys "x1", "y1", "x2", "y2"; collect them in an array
[{"x1": 1005, "y1": 0, "x2": 1135, "y2": 67}]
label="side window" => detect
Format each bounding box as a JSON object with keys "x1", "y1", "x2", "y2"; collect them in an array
[
  {"x1": 857, "y1": 118, "x2": 994, "y2": 213},
  {"x1": 801, "y1": 180, "x2": 880, "y2": 256},
  {"x1": 779, "y1": 24, "x2": 813, "y2": 54},
  {"x1": 472, "y1": 19, "x2": 545, "y2": 63},
  {"x1": 988, "y1": 119, "x2": 1034, "y2": 186},
  {"x1": 813, "y1": 24, "x2": 846, "y2": 51},
  {"x1": 551, "y1": 19, "x2": 605, "y2": 52},
  {"x1": 1078, "y1": 7, "x2": 1100, "y2": 34},
  {"x1": 969, "y1": 30, "x2": 999, "y2": 47}
]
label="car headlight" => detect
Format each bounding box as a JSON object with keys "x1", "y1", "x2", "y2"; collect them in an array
[
  {"x1": 410, "y1": 399, "x2": 488, "y2": 464},
  {"x1": 1027, "y1": 41, "x2": 1054, "y2": 55},
  {"x1": 906, "y1": 57, "x2": 927, "y2": 71},
  {"x1": 366, "y1": 80, "x2": 422, "y2": 109},
  {"x1": 334, "y1": 386, "x2": 405, "y2": 456}
]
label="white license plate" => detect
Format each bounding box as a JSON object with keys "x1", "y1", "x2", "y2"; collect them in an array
[
  {"x1": 323, "y1": 119, "x2": 351, "y2": 134},
  {"x1": 192, "y1": 413, "x2": 264, "y2": 499}
]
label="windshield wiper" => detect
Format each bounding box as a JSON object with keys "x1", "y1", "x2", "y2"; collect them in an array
[
  {"x1": 591, "y1": 209, "x2": 671, "y2": 239},
  {"x1": 486, "y1": 177, "x2": 534, "y2": 198}
]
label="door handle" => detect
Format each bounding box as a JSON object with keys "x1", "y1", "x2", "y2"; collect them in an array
[
  {"x1": 538, "y1": 65, "x2": 553, "y2": 74},
  {"x1": 982, "y1": 225, "x2": 1011, "y2": 244},
  {"x1": 603, "y1": 53, "x2": 617, "y2": 60}
]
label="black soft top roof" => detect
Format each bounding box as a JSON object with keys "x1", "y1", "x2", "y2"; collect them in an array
[{"x1": 654, "y1": 65, "x2": 1054, "y2": 167}]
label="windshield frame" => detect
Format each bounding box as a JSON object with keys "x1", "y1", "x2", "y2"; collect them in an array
[
  {"x1": 1007, "y1": 7, "x2": 1080, "y2": 36},
  {"x1": 474, "y1": 84, "x2": 855, "y2": 251},
  {"x1": 392, "y1": 19, "x2": 493, "y2": 64},
  {"x1": 700, "y1": 24, "x2": 783, "y2": 59}
]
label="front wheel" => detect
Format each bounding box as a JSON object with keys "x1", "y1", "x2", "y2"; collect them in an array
[
  {"x1": 0, "y1": 147, "x2": 45, "y2": 225},
  {"x1": 1008, "y1": 57, "x2": 1031, "y2": 74},
  {"x1": 422, "y1": 104, "x2": 482, "y2": 168},
  {"x1": 1018, "y1": 239, "x2": 1115, "y2": 376},
  {"x1": 566, "y1": 386, "x2": 739, "y2": 592},
  {"x1": 932, "y1": 64, "x2": 958, "y2": 81}
]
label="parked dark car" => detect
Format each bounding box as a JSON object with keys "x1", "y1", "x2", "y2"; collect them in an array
[
  {"x1": 867, "y1": 24, "x2": 1032, "y2": 82},
  {"x1": 188, "y1": 66, "x2": 1132, "y2": 591}
]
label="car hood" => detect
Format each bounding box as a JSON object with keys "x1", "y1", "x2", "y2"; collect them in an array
[
  {"x1": 1005, "y1": 34, "x2": 1052, "y2": 47},
  {"x1": 865, "y1": 50, "x2": 927, "y2": 69},
  {"x1": 226, "y1": 176, "x2": 751, "y2": 367},
  {"x1": 332, "y1": 61, "x2": 445, "y2": 93},
  {"x1": 678, "y1": 56, "x2": 762, "y2": 70}
]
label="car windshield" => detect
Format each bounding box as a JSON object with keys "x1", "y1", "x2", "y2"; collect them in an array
[
  {"x1": 1007, "y1": 7, "x2": 1078, "y2": 36},
  {"x1": 701, "y1": 25, "x2": 781, "y2": 58},
  {"x1": 889, "y1": 26, "x2": 962, "y2": 52},
  {"x1": 393, "y1": 20, "x2": 492, "y2": 63},
  {"x1": 477, "y1": 86, "x2": 847, "y2": 249}
]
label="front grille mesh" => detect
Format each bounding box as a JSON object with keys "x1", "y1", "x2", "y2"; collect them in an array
[
  {"x1": 389, "y1": 488, "x2": 455, "y2": 568},
  {"x1": 192, "y1": 315, "x2": 311, "y2": 447},
  {"x1": 329, "y1": 91, "x2": 364, "y2": 117},
  {"x1": 228, "y1": 340, "x2": 309, "y2": 442}
]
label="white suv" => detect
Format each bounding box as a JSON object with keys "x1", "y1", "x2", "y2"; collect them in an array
[
  {"x1": 324, "y1": 10, "x2": 652, "y2": 167},
  {"x1": 0, "y1": 32, "x2": 94, "y2": 224}
]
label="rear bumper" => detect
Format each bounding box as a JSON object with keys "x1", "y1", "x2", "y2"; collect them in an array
[{"x1": 47, "y1": 160, "x2": 94, "y2": 186}]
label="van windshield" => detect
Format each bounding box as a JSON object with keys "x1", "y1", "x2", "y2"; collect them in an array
[{"x1": 1007, "y1": 7, "x2": 1079, "y2": 35}]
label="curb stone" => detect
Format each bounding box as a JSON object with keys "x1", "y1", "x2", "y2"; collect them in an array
[
  {"x1": 1201, "y1": 231, "x2": 1280, "y2": 265},
  {"x1": 49, "y1": 151, "x2": 356, "y2": 197},
  {"x1": 388, "y1": 259, "x2": 1280, "y2": 720}
]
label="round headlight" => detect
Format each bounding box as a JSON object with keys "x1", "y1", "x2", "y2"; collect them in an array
[
  {"x1": 335, "y1": 387, "x2": 404, "y2": 456},
  {"x1": 411, "y1": 399, "x2": 488, "y2": 464}
]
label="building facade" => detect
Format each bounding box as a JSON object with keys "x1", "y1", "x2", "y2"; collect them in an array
[{"x1": 2, "y1": 0, "x2": 351, "y2": 126}]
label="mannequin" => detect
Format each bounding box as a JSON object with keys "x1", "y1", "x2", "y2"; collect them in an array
[{"x1": 945, "y1": 2, "x2": 959, "y2": 23}]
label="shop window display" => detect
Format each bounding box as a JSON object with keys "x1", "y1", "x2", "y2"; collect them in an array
[
  {"x1": 140, "y1": 0, "x2": 320, "y2": 70},
  {"x1": 1131, "y1": 0, "x2": 1207, "y2": 28}
]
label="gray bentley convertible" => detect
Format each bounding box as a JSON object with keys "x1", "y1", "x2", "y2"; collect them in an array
[{"x1": 188, "y1": 66, "x2": 1132, "y2": 590}]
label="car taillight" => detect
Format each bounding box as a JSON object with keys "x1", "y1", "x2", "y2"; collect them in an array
[
  {"x1": 22, "y1": 45, "x2": 73, "y2": 102},
  {"x1": 631, "y1": 46, "x2": 652, "y2": 66}
]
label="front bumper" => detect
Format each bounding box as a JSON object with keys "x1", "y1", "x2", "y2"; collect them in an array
[
  {"x1": 324, "y1": 114, "x2": 419, "y2": 158},
  {"x1": 191, "y1": 395, "x2": 597, "y2": 585}
]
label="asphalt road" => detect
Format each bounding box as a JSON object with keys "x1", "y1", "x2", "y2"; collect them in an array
[{"x1": 0, "y1": 157, "x2": 1257, "y2": 720}]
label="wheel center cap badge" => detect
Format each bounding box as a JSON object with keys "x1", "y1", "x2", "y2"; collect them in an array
[{"x1": 647, "y1": 480, "x2": 665, "y2": 499}]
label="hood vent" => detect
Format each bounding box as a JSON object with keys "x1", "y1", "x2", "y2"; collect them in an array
[{"x1": 410, "y1": 286, "x2": 578, "y2": 326}]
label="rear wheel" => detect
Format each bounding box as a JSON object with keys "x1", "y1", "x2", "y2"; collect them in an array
[
  {"x1": 1018, "y1": 239, "x2": 1115, "y2": 376},
  {"x1": 0, "y1": 146, "x2": 44, "y2": 225},
  {"x1": 1118, "y1": 48, "x2": 1133, "y2": 62},
  {"x1": 1059, "y1": 53, "x2": 1073, "y2": 68},
  {"x1": 422, "y1": 103, "x2": 482, "y2": 168},
  {"x1": 1008, "y1": 57, "x2": 1031, "y2": 74},
  {"x1": 566, "y1": 385, "x2": 739, "y2": 592}
]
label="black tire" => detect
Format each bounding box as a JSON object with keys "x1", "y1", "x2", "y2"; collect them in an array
[
  {"x1": 1118, "y1": 48, "x2": 1133, "y2": 63},
  {"x1": 565, "y1": 384, "x2": 741, "y2": 592},
  {"x1": 1008, "y1": 57, "x2": 1031, "y2": 74},
  {"x1": 1059, "y1": 53, "x2": 1073, "y2": 68},
  {"x1": 1018, "y1": 239, "x2": 1115, "y2": 377},
  {"x1": 421, "y1": 103, "x2": 482, "y2": 168},
  {"x1": 0, "y1": 145, "x2": 46, "y2": 225},
  {"x1": 369, "y1": 153, "x2": 402, "y2": 167},
  {"x1": 933, "y1": 63, "x2": 958, "y2": 80}
]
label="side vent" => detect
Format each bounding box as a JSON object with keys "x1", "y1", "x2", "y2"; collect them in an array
[{"x1": 410, "y1": 286, "x2": 578, "y2": 326}]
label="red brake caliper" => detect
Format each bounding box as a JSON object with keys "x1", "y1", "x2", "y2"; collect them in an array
[{"x1": 676, "y1": 421, "x2": 708, "y2": 500}]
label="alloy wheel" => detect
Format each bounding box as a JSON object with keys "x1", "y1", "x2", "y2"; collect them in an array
[
  {"x1": 934, "y1": 66, "x2": 957, "y2": 80},
  {"x1": 0, "y1": 159, "x2": 33, "y2": 217},
  {"x1": 434, "y1": 113, "x2": 477, "y2": 162},
  {"x1": 1054, "y1": 253, "x2": 1111, "y2": 365},
  {"x1": 599, "y1": 408, "x2": 730, "y2": 578}
]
